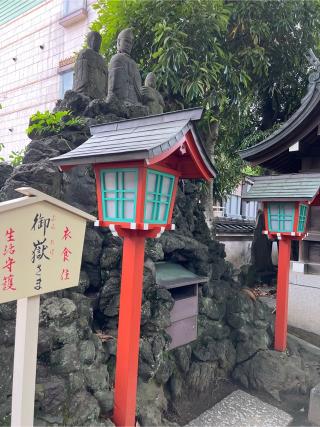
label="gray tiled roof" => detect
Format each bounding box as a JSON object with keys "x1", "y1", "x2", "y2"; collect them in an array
[
  {"x1": 214, "y1": 218, "x2": 256, "y2": 235},
  {"x1": 242, "y1": 173, "x2": 320, "y2": 201},
  {"x1": 239, "y1": 81, "x2": 320, "y2": 165},
  {"x1": 51, "y1": 108, "x2": 215, "y2": 176},
  {"x1": 155, "y1": 262, "x2": 208, "y2": 289}
]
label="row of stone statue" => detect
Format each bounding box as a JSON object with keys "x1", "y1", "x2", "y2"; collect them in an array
[{"x1": 72, "y1": 28, "x2": 164, "y2": 115}]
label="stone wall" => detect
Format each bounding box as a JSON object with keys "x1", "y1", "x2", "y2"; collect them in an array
[{"x1": 0, "y1": 102, "x2": 279, "y2": 426}]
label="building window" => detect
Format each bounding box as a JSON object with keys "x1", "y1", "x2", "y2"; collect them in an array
[
  {"x1": 224, "y1": 195, "x2": 241, "y2": 218},
  {"x1": 63, "y1": 0, "x2": 86, "y2": 17},
  {"x1": 100, "y1": 169, "x2": 138, "y2": 222},
  {"x1": 244, "y1": 200, "x2": 258, "y2": 220},
  {"x1": 59, "y1": 70, "x2": 73, "y2": 98},
  {"x1": 144, "y1": 170, "x2": 174, "y2": 224}
]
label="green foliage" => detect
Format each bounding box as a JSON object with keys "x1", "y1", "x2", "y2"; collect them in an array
[
  {"x1": 9, "y1": 149, "x2": 25, "y2": 167},
  {"x1": 0, "y1": 143, "x2": 4, "y2": 163},
  {"x1": 26, "y1": 110, "x2": 85, "y2": 138},
  {"x1": 91, "y1": 0, "x2": 320, "y2": 198},
  {"x1": 242, "y1": 165, "x2": 264, "y2": 177},
  {"x1": 240, "y1": 123, "x2": 282, "y2": 151},
  {"x1": 0, "y1": 143, "x2": 25, "y2": 166}
]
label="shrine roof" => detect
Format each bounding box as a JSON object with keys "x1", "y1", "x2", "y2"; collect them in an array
[
  {"x1": 155, "y1": 262, "x2": 208, "y2": 289},
  {"x1": 242, "y1": 173, "x2": 320, "y2": 201},
  {"x1": 214, "y1": 218, "x2": 256, "y2": 235},
  {"x1": 239, "y1": 78, "x2": 320, "y2": 171},
  {"x1": 51, "y1": 108, "x2": 216, "y2": 179}
]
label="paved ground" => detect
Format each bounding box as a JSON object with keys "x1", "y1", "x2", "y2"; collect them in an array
[{"x1": 186, "y1": 390, "x2": 293, "y2": 427}]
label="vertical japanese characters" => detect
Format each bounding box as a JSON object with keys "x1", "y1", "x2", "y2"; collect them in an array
[
  {"x1": 2, "y1": 227, "x2": 16, "y2": 291},
  {"x1": 0, "y1": 201, "x2": 87, "y2": 304},
  {"x1": 31, "y1": 213, "x2": 51, "y2": 290},
  {"x1": 61, "y1": 226, "x2": 72, "y2": 281}
]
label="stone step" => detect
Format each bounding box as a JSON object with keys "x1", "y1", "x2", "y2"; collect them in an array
[{"x1": 186, "y1": 390, "x2": 292, "y2": 427}]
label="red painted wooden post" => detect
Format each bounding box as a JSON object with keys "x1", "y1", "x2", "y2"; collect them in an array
[
  {"x1": 274, "y1": 237, "x2": 291, "y2": 352},
  {"x1": 113, "y1": 231, "x2": 146, "y2": 427}
]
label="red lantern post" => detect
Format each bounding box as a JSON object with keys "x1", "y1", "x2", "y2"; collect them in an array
[
  {"x1": 274, "y1": 237, "x2": 291, "y2": 351},
  {"x1": 52, "y1": 108, "x2": 216, "y2": 426},
  {"x1": 113, "y1": 230, "x2": 146, "y2": 426},
  {"x1": 262, "y1": 200, "x2": 309, "y2": 351}
]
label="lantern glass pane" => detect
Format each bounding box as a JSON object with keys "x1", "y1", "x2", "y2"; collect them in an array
[
  {"x1": 268, "y1": 203, "x2": 295, "y2": 232},
  {"x1": 124, "y1": 171, "x2": 136, "y2": 188},
  {"x1": 147, "y1": 172, "x2": 157, "y2": 192},
  {"x1": 159, "y1": 203, "x2": 166, "y2": 221},
  {"x1": 106, "y1": 191, "x2": 116, "y2": 198},
  {"x1": 162, "y1": 176, "x2": 171, "y2": 194},
  {"x1": 106, "y1": 200, "x2": 116, "y2": 218},
  {"x1": 144, "y1": 169, "x2": 175, "y2": 224},
  {"x1": 124, "y1": 192, "x2": 135, "y2": 200},
  {"x1": 145, "y1": 201, "x2": 153, "y2": 220},
  {"x1": 124, "y1": 200, "x2": 134, "y2": 218},
  {"x1": 297, "y1": 204, "x2": 308, "y2": 232},
  {"x1": 100, "y1": 168, "x2": 138, "y2": 222},
  {"x1": 104, "y1": 172, "x2": 116, "y2": 190}
]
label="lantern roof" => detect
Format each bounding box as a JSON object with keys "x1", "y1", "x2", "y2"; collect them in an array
[
  {"x1": 242, "y1": 173, "x2": 320, "y2": 202},
  {"x1": 51, "y1": 108, "x2": 216, "y2": 180}
]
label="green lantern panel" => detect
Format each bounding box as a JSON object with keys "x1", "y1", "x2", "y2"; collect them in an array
[
  {"x1": 144, "y1": 170, "x2": 174, "y2": 224},
  {"x1": 297, "y1": 204, "x2": 308, "y2": 232},
  {"x1": 268, "y1": 203, "x2": 295, "y2": 232},
  {"x1": 100, "y1": 169, "x2": 138, "y2": 222}
]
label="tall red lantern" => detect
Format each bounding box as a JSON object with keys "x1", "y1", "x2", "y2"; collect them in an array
[
  {"x1": 243, "y1": 174, "x2": 318, "y2": 352},
  {"x1": 52, "y1": 108, "x2": 216, "y2": 426}
]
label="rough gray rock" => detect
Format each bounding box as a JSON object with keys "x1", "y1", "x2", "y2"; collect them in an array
[
  {"x1": 61, "y1": 165, "x2": 97, "y2": 215},
  {"x1": 66, "y1": 391, "x2": 100, "y2": 426},
  {"x1": 187, "y1": 361, "x2": 218, "y2": 392},
  {"x1": 0, "y1": 161, "x2": 62, "y2": 201},
  {"x1": 82, "y1": 227, "x2": 104, "y2": 265},
  {"x1": 54, "y1": 90, "x2": 90, "y2": 115},
  {"x1": 0, "y1": 162, "x2": 13, "y2": 187},
  {"x1": 137, "y1": 380, "x2": 167, "y2": 426},
  {"x1": 232, "y1": 350, "x2": 308, "y2": 401}
]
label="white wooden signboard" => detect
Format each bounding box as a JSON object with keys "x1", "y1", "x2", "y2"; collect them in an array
[{"x1": 0, "y1": 187, "x2": 95, "y2": 427}]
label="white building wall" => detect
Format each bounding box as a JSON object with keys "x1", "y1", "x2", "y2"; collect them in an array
[
  {"x1": 0, "y1": 0, "x2": 97, "y2": 158},
  {"x1": 289, "y1": 271, "x2": 320, "y2": 335},
  {"x1": 219, "y1": 238, "x2": 253, "y2": 270}
]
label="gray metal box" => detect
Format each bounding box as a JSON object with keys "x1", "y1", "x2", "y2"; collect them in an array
[{"x1": 155, "y1": 262, "x2": 207, "y2": 350}]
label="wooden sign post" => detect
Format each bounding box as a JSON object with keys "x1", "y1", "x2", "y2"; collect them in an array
[
  {"x1": 0, "y1": 187, "x2": 95, "y2": 427},
  {"x1": 11, "y1": 296, "x2": 40, "y2": 427}
]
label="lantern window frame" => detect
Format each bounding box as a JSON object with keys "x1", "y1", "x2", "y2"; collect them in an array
[
  {"x1": 100, "y1": 168, "x2": 138, "y2": 223},
  {"x1": 297, "y1": 204, "x2": 308, "y2": 232},
  {"x1": 144, "y1": 169, "x2": 175, "y2": 224},
  {"x1": 268, "y1": 202, "x2": 295, "y2": 232}
]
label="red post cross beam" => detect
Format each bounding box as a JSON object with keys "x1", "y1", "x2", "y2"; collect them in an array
[{"x1": 52, "y1": 108, "x2": 216, "y2": 427}]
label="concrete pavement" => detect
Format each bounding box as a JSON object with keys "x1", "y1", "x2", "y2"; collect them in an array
[{"x1": 186, "y1": 390, "x2": 293, "y2": 427}]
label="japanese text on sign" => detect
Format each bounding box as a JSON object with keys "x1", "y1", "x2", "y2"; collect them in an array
[{"x1": 0, "y1": 200, "x2": 87, "y2": 304}]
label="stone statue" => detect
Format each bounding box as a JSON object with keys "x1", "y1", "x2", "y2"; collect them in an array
[
  {"x1": 73, "y1": 31, "x2": 108, "y2": 100},
  {"x1": 141, "y1": 72, "x2": 165, "y2": 115},
  {"x1": 107, "y1": 28, "x2": 143, "y2": 105}
]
